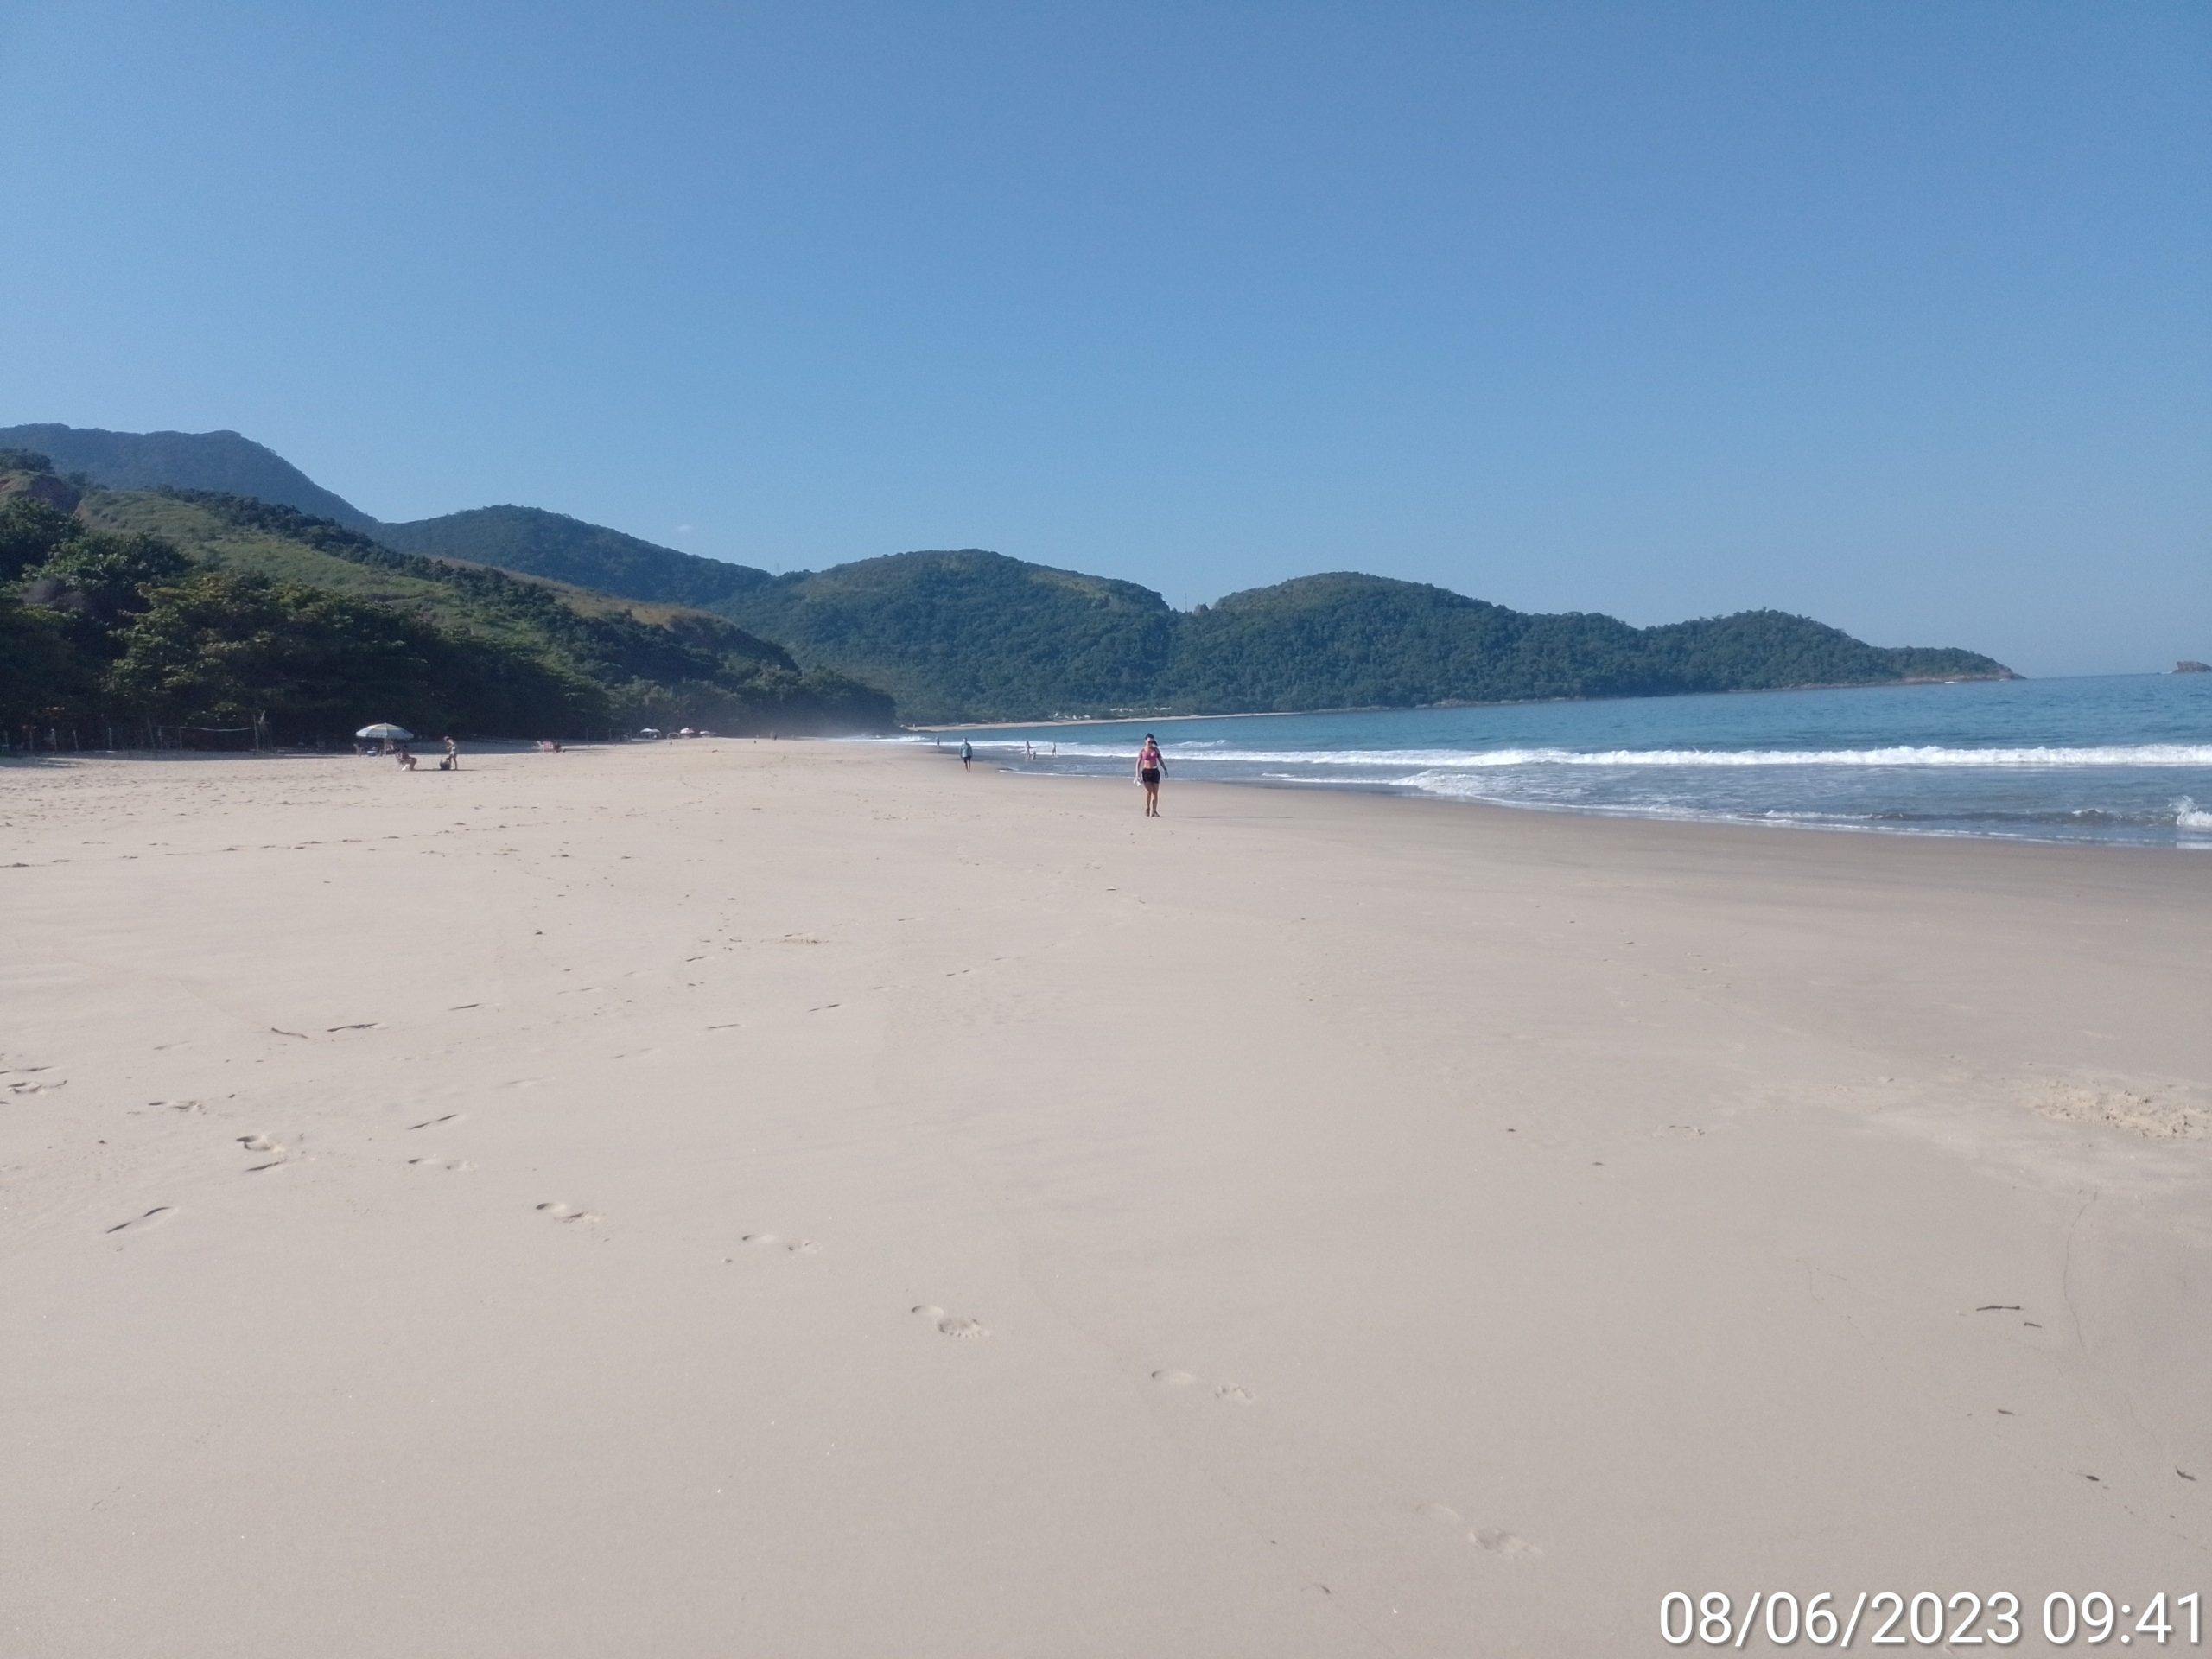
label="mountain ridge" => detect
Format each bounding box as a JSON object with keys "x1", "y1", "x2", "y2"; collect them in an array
[
  {"x1": 0, "y1": 423, "x2": 379, "y2": 531},
  {"x1": 2, "y1": 423, "x2": 2018, "y2": 723}
]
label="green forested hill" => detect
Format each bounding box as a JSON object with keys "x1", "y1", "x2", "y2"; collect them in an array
[
  {"x1": 412, "y1": 519, "x2": 2009, "y2": 720},
  {"x1": 1, "y1": 457, "x2": 893, "y2": 741},
  {"x1": 385, "y1": 512, "x2": 1184, "y2": 721},
  {"x1": 729, "y1": 550, "x2": 1178, "y2": 721},
  {"x1": 4, "y1": 424, "x2": 2018, "y2": 726},
  {"x1": 1154, "y1": 574, "x2": 2009, "y2": 713},
  {"x1": 393, "y1": 515, "x2": 2012, "y2": 722},
  {"x1": 378, "y1": 505, "x2": 768, "y2": 611}
]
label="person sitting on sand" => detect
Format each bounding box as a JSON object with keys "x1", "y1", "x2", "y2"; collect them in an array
[
  {"x1": 1135, "y1": 734, "x2": 1166, "y2": 817},
  {"x1": 397, "y1": 749, "x2": 418, "y2": 771}
]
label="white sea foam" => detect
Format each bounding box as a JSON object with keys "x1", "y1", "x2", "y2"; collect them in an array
[
  {"x1": 977, "y1": 741, "x2": 2212, "y2": 770},
  {"x1": 2178, "y1": 798, "x2": 2212, "y2": 832}
]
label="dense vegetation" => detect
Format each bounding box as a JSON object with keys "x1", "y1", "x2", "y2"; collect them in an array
[
  {"x1": 402, "y1": 519, "x2": 2009, "y2": 721},
  {"x1": 0, "y1": 459, "x2": 893, "y2": 744},
  {"x1": 378, "y1": 505, "x2": 766, "y2": 610},
  {"x1": 380, "y1": 518, "x2": 1187, "y2": 720},
  {"x1": 727, "y1": 551, "x2": 1179, "y2": 721},
  {"x1": 1154, "y1": 575, "x2": 2011, "y2": 712},
  {"x1": 6, "y1": 425, "x2": 2018, "y2": 726}
]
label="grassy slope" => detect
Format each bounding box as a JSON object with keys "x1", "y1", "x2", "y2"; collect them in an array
[{"x1": 80, "y1": 490, "x2": 760, "y2": 652}]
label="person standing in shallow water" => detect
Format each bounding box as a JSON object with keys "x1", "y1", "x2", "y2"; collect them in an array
[{"x1": 1135, "y1": 734, "x2": 1166, "y2": 817}]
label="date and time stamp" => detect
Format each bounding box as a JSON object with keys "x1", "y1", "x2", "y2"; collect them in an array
[{"x1": 1659, "y1": 1590, "x2": 2202, "y2": 1649}]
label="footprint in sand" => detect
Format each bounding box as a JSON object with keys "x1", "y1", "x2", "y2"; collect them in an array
[
  {"x1": 912, "y1": 1305, "x2": 988, "y2": 1339},
  {"x1": 107, "y1": 1206, "x2": 176, "y2": 1235},
  {"x1": 1148, "y1": 1368, "x2": 1250, "y2": 1402},
  {"x1": 1415, "y1": 1503, "x2": 1539, "y2": 1557},
  {"x1": 1419, "y1": 1503, "x2": 1541, "y2": 1556},
  {"x1": 408, "y1": 1157, "x2": 473, "y2": 1172},
  {"x1": 1473, "y1": 1529, "x2": 1539, "y2": 1555},
  {"x1": 406, "y1": 1113, "x2": 461, "y2": 1131},
  {"x1": 536, "y1": 1201, "x2": 600, "y2": 1225},
  {"x1": 740, "y1": 1233, "x2": 819, "y2": 1255},
  {"x1": 238, "y1": 1135, "x2": 283, "y2": 1153}
]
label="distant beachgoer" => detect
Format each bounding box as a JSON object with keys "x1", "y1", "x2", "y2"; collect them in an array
[
  {"x1": 961, "y1": 740, "x2": 973, "y2": 772},
  {"x1": 1024, "y1": 740, "x2": 1035, "y2": 760},
  {"x1": 444, "y1": 736, "x2": 459, "y2": 770},
  {"x1": 1135, "y1": 734, "x2": 1165, "y2": 817},
  {"x1": 397, "y1": 748, "x2": 418, "y2": 772}
]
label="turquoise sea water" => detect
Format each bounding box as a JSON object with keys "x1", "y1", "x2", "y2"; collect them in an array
[{"x1": 918, "y1": 675, "x2": 2212, "y2": 848}]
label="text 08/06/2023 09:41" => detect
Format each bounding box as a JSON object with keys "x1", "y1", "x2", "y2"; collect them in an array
[{"x1": 1660, "y1": 1589, "x2": 2202, "y2": 1649}]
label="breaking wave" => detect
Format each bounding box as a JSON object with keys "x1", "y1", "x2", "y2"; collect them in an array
[{"x1": 981, "y1": 741, "x2": 2212, "y2": 770}]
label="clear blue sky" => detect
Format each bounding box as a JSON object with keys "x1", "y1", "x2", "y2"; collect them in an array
[{"x1": 4, "y1": 2, "x2": 2205, "y2": 676}]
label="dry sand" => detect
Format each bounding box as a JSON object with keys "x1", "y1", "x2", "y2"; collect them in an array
[{"x1": 3, "y1": 741, "x2": 2208, "y2": 1656}]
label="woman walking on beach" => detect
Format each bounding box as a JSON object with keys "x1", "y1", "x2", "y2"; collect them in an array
[{"x1": 1135, "y1": 734, "x2": 1166, "y2": 817}]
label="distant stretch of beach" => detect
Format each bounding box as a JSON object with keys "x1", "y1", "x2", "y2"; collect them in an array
[{"x1": 4, "y1": 741, "x2": 2207, "y2": 1656}]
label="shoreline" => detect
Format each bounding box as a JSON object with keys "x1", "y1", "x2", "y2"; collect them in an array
[
  {"x1": 16, "y1": 736, "x2": 2209, "y2": 851},
  {"x1": 887, "y1": 737, "x2": 2212, "y2": 853},
  {"x1": 906, "y1": 669, "x2": 2033, "y2": 732}
]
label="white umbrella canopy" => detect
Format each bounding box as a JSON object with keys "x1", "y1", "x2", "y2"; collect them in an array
[{"x1": 356, "y1": 723, "x2": 415, "y2": 741}]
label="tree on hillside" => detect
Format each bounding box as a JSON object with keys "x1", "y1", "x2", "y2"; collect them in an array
[
  {"x1": 21, "y1": 531, "x2": 192, "y2": 626},
  {"x1": 105, "y1": 571, "x2": 439, "y2": 732},
  {"x1": 0, "y1": 590, "x2": 73, "y2": 727},
  {"x1": 0, "y1": 497, "x2": 79, "y2": 582}
]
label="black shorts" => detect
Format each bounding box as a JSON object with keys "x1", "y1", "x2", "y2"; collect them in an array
[{"x1": 1141, "y1": 767, "x2": 1160, "y2": 785}]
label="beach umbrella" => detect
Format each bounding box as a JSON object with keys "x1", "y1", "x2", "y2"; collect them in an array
[{"x1": 356, "y1": 723, "x2": 415, "y2": 741}]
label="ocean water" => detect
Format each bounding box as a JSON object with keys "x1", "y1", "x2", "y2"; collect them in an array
[{"x1": 918, "y1": 675, "x2": 2212, "y2": 848}]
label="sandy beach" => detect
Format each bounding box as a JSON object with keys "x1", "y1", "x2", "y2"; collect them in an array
[{"x1": 3, "y1": 741, "x2": 2208, "y2": 1656}]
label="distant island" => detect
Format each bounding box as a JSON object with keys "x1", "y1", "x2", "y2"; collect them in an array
[
  {"x1": 2177, "y1": 660, "x2": 2209, "y2": 675},
  {"x1": 3, "y1": 422, "x2": 2018, "y2": 732}
]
